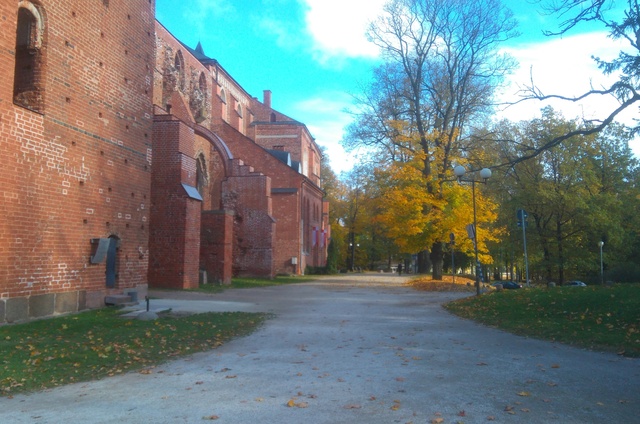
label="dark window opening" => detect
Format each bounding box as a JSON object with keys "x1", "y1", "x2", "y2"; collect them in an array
[{"x1": 13, "y1": 6, "x2": 44, "y2": 113}]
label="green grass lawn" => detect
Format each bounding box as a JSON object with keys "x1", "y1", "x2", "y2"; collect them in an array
[
  {"x1": 445, "y1": 284, "x2": 640, "y2": 356},
  {"x1": 0, "y1": 308, "x2": 268, "y2": 396}
]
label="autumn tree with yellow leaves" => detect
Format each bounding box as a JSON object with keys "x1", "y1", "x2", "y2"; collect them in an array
[
  {"x1": 369, "y1": 128, "x2": 501, "y2": 279},
  {"x1": 344, "y1": 0, "x2": 516, "y2": 279}
]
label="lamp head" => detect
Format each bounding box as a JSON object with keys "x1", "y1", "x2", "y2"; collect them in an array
[
  {"x1": 453, "y1": 165, "x2": 466, "y2": 180},
  {"x1": 480, "y1": 168, "x2": 492, "y2": 181}
]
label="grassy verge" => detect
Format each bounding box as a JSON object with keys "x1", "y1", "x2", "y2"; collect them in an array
[
  {"x1": 444, "y1": 284, "x2": 640, "y2": 357},
  {"x1": 0, "y1": 308, "x2": 268, "y2": 396},
  {"x1": 193, "y1": 275, "x2": 319, "y2": 293}
]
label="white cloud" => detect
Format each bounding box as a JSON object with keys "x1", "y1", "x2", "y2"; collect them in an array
[
  {"x1": 301, "y1": 0, "x2": 385, "y2": 63},
  {"x1": 499, "y1": 32, "x2": 632, "y2": 124},
  {"x1": 295, "y1": 21, "x2": 640, "y2": 173},
  {"x1": 292, "y1": 93, "x2": 356, "y2": 174},
  {"x1": 498, "y1": 32, "x2": 640, "y2": 154}
]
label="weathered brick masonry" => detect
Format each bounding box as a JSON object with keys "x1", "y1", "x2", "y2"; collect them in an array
[
  {"x1": 1, "y1": 0, "x2": 329, "y2": 322},
  {"x1": 152, "y1": 21, "x2": 329, "y2": 283},
  {"x1": 0, "y1": 0, "x2": 154, "y2": 322}
]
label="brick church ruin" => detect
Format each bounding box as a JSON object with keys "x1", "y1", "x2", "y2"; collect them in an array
[{"x1": 0, "y1": 0, "x2": 329, "y2": 323}]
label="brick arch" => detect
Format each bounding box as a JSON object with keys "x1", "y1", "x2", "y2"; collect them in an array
[
  {"x1": 193, "y1": 124, "x2": 233, "y2": 177},
  {"x1": 17, "y1": 1, "x2": 45, "y2": 48}
]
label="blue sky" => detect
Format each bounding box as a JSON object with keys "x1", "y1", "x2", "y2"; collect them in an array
[{"x1": 156, "y1": 0, "x2": 634, "y2": 174}]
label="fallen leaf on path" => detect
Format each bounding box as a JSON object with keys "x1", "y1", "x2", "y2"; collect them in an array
[
  {"x1": 517, "y1": 391, "x2": 531, "y2": 397},
  {"x1": 343, "y1": 404, "x2": 362, "y2": 409},
  {"x1": 430, "y1": 418, "x2": 444, "y2": 424},
  {"x1": 286, "y1": 398, "x2": 309, "y2": 408},
  {"x1": 551, "y1": 364, "x2": 560, "y2": 368},
  {"x1": 202, "y1": 415, "x2": 219, "y2": 420}
]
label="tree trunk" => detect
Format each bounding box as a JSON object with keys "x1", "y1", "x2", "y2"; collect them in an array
[
  {"x1": 430, "y1": 242, "x2": 444, "y2": 280},
  {"x1": 417, "y1": 250, "x2": 431, "y2": 274}
]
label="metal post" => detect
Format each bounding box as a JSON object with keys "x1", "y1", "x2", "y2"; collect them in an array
[
  {"x1": 472, "y1": 180, "x2": 480, "y2": 296},
  {"x1": 453, "y1": 165, "x2": 490, "y2": 296},
  {"x1": 599, "y1": 241, "x2": 604, "y2": 285},
  {"x1": 450, "y1": 233, "x2": 455, "y2": 285},
  {"x1": 522, "y1": 213, "x2": 529, "y2": 287}
]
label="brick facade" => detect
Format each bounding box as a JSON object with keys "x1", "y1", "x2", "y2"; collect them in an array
[
  {"x1": 0, "y1": 0, "x2": 154, "y2": 322},
  {"x1": 0, "y1": 1, "x2": 329, "y2": 322},
  {"x1": 152, "y1": 21, "x2": 329, "y2": 282}
]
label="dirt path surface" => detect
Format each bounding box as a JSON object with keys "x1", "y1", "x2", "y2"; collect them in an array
[{"x1": 1, "y1": 273, "x2": 639, "y2": 423}]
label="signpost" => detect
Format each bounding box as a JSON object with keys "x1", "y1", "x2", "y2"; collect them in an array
[{"x1": 517, "y1": 209, "x2": 530, "y2": 287}]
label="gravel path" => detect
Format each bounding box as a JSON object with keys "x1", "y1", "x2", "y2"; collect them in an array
[{"x1": 1, "y1": 273, "x2": 638, "y2": 423}]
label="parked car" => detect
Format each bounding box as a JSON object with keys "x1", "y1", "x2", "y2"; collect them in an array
[
  {"x1": 492, "y1": 281, "x2": 522, "y2": 290},
  {"x1": 566, "y1": 280, "x2": 587, "y2": 287}
]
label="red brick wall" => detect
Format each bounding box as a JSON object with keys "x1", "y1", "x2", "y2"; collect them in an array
[
  {"x1": 153, "y1": 17, "x2": 328, "y2": 278},
  {"x1": 148, "y1": 117, "x2": 201, "y2": 289},
  {"x1": 222, "y1": 161, "x2": 276, "y2": 277},
  {"x1": 0, "y1": 0, "x2": 154, "y2": 319},
  {"x1": 215, "y1": 122, "x2": 301, "y2": 274},
  {"x1": 200, "y1": 210, "x2": 233, "y2": 284}
]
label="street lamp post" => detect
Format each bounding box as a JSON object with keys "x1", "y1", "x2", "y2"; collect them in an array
[
  {"x1": 598, "y1": 240, "x2": 604, "y2": 285},
  {"x1": 454, "y1": 165, "x2": 492, "y2": 296},
  {"x1": 450, "y1": 232, "x2": 455, "y2": 285}
]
